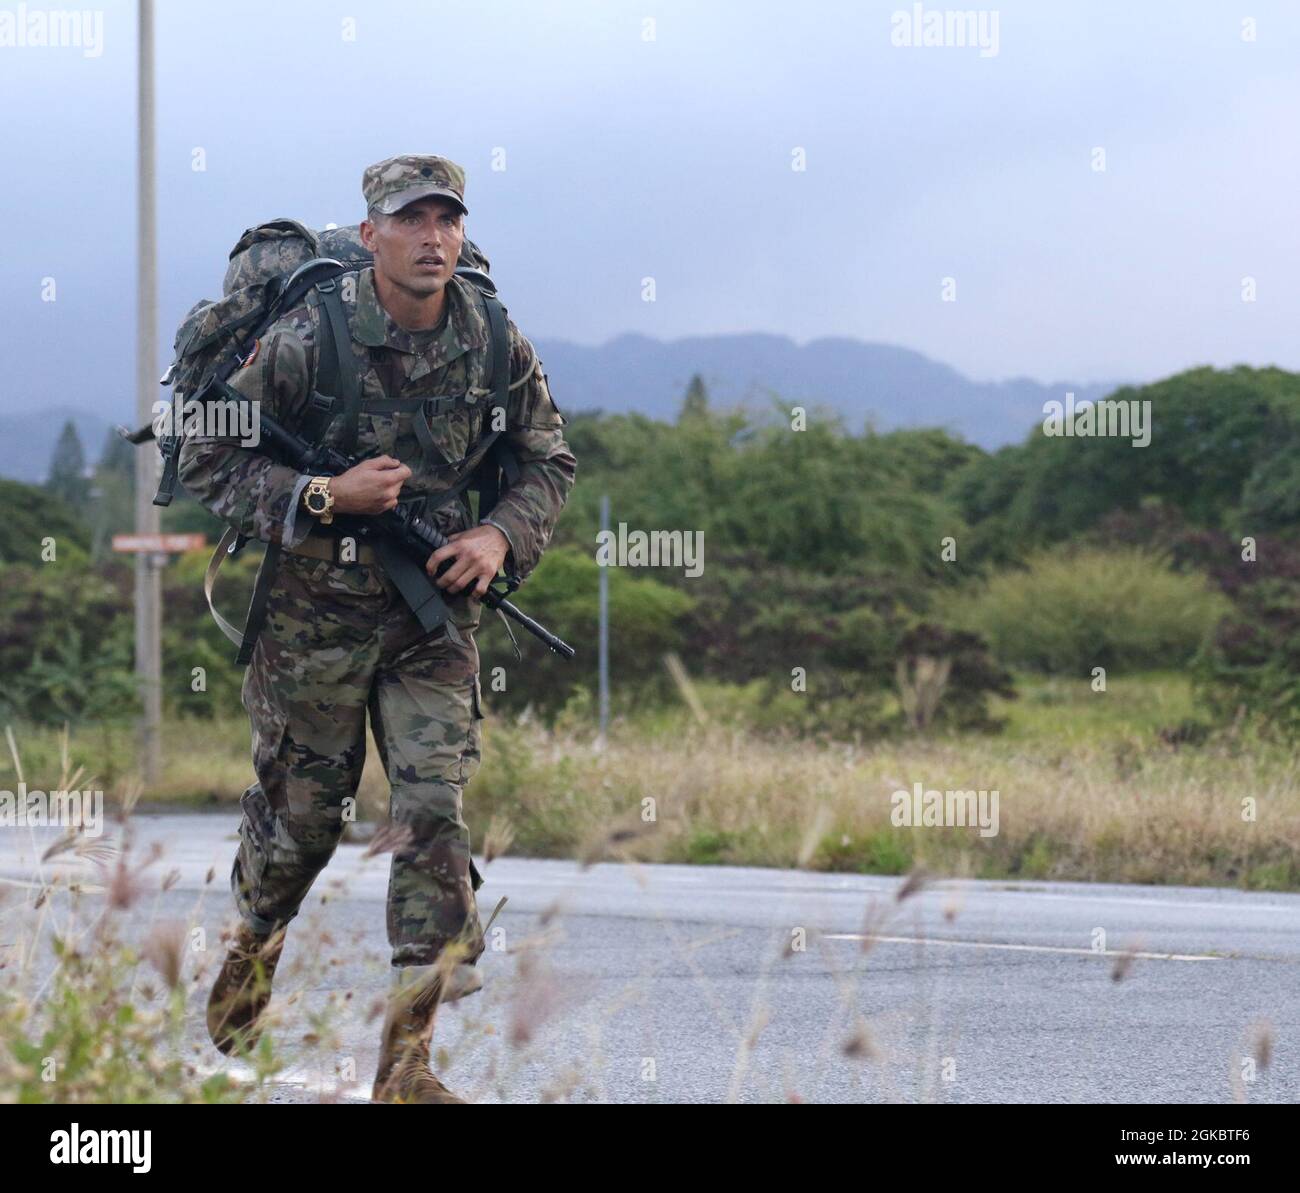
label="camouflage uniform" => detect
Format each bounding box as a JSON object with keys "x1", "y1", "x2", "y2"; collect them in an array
[{"x1": 179, "y1": 157, "x2": 575, "y2": 968}]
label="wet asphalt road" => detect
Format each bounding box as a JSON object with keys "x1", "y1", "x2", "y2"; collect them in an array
[{"x1": 1, "y1": 814, "x2": 1296, "y2": 1104}]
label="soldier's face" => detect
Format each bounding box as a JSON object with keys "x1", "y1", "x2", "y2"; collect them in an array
[{"x1": 361, "y1": 197, "x2": 465, "y2": 297}]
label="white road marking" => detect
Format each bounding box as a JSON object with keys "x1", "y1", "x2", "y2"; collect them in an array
[{"x1": 825, "y1": 933, "x2": 1225, "y2": 961}]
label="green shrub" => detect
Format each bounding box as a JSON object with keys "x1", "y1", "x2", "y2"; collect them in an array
[
  {"x1": 1, "y1": 923, "x2": 254, "y2": 1104},
  {"x1": 480, "y1": 545, "x2": 696, "y2": 715},
  {"x1": 1196, "y1": 557, "x2": 1300, "y2": 734},
  {"x1": 0, "y1": 562, "x2": 137, "y2": 725},
  {"x1": 941, "y1": 547, "x2": 1229, "y2": 675},
  {"x1": 163, "y1": 546, "x2": 259, "y2": 716}
]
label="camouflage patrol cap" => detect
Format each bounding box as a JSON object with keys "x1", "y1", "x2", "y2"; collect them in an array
[{"x1": 363, "y1": 154, "x2": 468, "y2": 217}]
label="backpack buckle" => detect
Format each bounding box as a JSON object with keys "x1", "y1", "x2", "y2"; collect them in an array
[{"x1": 423, "y1": 396, "x2": 457, "y2": 419}]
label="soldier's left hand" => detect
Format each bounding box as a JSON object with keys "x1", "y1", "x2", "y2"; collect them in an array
[{"x1": 426, "y1": 524, "x2": 510, "y2": 598}]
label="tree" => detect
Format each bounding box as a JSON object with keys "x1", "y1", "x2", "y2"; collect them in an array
[
  {"x1": 0, "y1": 477, "x2": 89, "y2": 564},
  {"x1": 46, "y1": 419, "x2": 90, "y2": 509},
  {"x1": 950, "y1": 366, "x2": 1300, "y2": 563},
  {"x1": 90, "y1": 430, "x2": 136, "y2": 561},
  {"x1": 678, "y1": 373, "x2": 709, "y2": 422}
]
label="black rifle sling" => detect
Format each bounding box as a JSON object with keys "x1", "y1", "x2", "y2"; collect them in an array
[
  {"x1": 155, "y1": 436, "x2": 182, "y2": 506},
  {"x1": 232, "y1": 542, "x2": 281, "y2": 665},
  {"x1": 371, "y1": 534, "x2": 452, "y2": 636}
]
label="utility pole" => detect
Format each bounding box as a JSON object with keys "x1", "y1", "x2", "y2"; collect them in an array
[
  {"x1": 598, "y1": 493, "x2": 610, "y2": 746},
  {"x1": 134, "y1": 0, "x2": 162, "y2": 787}
]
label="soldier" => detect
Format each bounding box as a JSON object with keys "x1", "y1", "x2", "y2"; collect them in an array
[{"x1": 178, "y1": 154, "x2": 576, "y2": 1103}]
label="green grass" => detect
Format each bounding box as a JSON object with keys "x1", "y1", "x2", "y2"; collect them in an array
[{"x1": 992, "y1": 670, "x2": 1200, "y2": 746}]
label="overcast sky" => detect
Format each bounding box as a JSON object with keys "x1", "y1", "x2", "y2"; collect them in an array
[{"x1": 2, "y1": 0, "x2": 1298, "y2": 422}]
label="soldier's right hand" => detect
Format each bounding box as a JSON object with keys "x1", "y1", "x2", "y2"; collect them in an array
[{"x1": 329, "y1": 456, "x2": 412, "y2": 514}]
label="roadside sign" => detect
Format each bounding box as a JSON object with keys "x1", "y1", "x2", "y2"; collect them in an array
[{"x1": 111, "y1": 533, "x2": 207, "y2": 554}]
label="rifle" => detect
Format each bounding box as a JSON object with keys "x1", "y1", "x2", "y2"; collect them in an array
[
  {"x1": 123, "y1": 260, "x2": 575, "y2": 661},
  {"x1": 252, "y1": 391, "x2": 574, "y2": 658}
]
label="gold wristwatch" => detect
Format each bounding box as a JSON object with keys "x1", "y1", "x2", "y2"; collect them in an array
[{"x1": 302, "y1": 476, "x2": 335, "y2": 525}]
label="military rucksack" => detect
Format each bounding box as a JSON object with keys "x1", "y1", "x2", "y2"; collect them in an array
[
  {"x1": 153, "y1": 218, "x2": 520, "y2": 663},
  {"x1": 156, "y1": 218, "x2": 505, "y2": 506}
]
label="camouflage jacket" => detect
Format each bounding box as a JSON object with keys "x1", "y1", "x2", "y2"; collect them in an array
[{"x1": 177, "y1": 266, "x2": 576, "y2": 586}]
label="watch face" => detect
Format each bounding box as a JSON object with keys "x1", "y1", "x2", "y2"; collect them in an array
[{"x1": 306, "y1": 491, "x2": 325, "y2": 513}]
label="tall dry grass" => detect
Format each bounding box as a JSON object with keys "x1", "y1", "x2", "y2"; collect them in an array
[
  {"x1": 471, "y1": 718, "x2": 1300, "y2": 889},
  {"x1": 4, "y1": 674, "x2": 1296, "y2": 890}
]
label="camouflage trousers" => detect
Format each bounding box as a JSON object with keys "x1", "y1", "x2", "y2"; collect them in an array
[{"x1": 230, "y1": 550, "x2": 486, "y2": 968}]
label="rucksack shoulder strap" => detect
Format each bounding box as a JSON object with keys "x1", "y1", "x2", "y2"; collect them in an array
[
  {"x1": 471, "y1": 289, "x2": 521, "y2": 518},
  {"x1": 482, "y1": 290, "x2": 509, "y2": 413},
  {"x1": 307, "y1": 278, "x2": 363, "y2": 455}
]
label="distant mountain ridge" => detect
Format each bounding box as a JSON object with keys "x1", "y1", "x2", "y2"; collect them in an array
[
  {"x1": 531, "y1": 333, "x2": 1121, "y2": 448},
  {"x1": 0, "y1": 338, "x2": 1123, "y2": 483}
]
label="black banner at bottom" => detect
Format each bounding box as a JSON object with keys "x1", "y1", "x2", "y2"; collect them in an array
[{"x1": 4, "y1": 1102, "x2": 1292, "y2": 1178}]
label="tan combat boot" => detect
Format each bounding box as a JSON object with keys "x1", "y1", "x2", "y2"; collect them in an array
[
  {"x1": 206, "y1": 921, "x2": 287, "y2": 1056},
  {"x1": 371, "y1": 957, "x2": 483, "y2": 1104}
]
